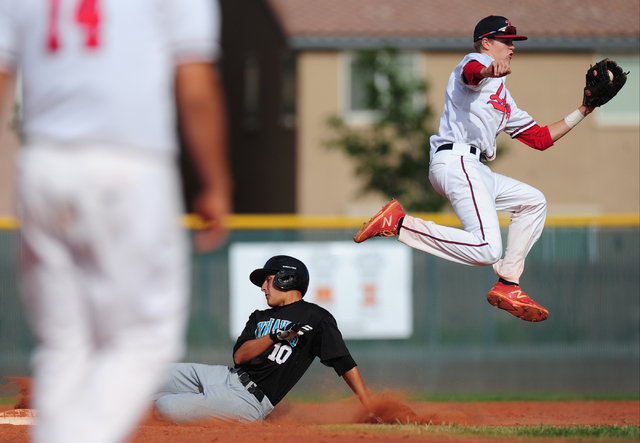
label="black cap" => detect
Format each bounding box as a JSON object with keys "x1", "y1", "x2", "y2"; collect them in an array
[
  {"x1": 473, "y1": 16, "x2": 528, "y2": 42},
  {"x1": 250, "y1": 255, "x2": 310, "y2": 296}
]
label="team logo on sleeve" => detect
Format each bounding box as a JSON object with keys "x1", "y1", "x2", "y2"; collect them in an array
[{"x1": 487, "y1": 83, "x2": 511, "y2": 119}]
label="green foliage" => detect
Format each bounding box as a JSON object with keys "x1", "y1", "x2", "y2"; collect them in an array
[{"x1": 327, "y1": 48, "x2": 447, "y2": 212}]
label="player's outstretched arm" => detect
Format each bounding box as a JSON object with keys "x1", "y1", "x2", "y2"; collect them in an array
[
  {"x1": 547, "y1": 105, "x2": 595, "y2": 143},
  {"x1": 175, "y1": 62, "x2": 233, "y2": 253},
  {"x1": 342, "y1": 367, "x2": 375, "y2": 414}
]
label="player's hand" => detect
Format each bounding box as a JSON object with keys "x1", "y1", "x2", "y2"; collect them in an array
[
  {"x1": 580, "y1": 105, "x2": 595, "y2": 116},
  {"x1": 271, "y1": 323, "x2": 313, "y2": 342},
  {"x1": 192, "y1": 187, "x2": 232, "y2": 253},
  {"x1": 481, "y1": 60, "x2": 511, "y2": 78},
  {"x1": 289, "y1": 323, "x2": 313, "y2": 335}
]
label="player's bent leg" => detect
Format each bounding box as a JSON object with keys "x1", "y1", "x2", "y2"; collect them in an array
[
  {"x1": 398, "y1": 215, "x2": 502, "y2": 266},
  {"x1": 406, "y1": 154, "x2": 503, "y2": 266},
  {"x1": 155, "y1": 392, "x2": 264, "y2": 424},
  {"x1": 493, "y1": 174, "x2": 547, "y2": 283},
  {"x1": 151, "y1": 363, "x2": 210, "y2": 401},
  {"x1": 489, "y1": 175, "x2": 548, "y2": 322},
  {"x1": 154, "y1": 365, "x2": 272, "y2": 424}
]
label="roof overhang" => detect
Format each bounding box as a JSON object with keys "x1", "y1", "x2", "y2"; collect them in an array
[{"x1": 289, "y1": 35, "x2": 640, "y2": 52}]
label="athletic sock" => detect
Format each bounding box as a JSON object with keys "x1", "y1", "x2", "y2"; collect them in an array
[{"x1": 498, "y1": 278, "x2": 518, "y2": 286}]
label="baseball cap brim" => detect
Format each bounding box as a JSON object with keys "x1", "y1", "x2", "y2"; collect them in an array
[
  {"x1": 249, "y1": 268, "x2": 278, "y2": 287},
  {"x1": 494, "y1": 34, "x2": 528, "y2": 41}
]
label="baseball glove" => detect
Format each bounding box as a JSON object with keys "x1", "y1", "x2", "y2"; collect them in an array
[{"x1": 583, "y1": 58, "x2": 628, "y2": 107}]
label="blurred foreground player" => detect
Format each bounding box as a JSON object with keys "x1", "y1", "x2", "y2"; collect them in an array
[
  {"x1": 153, "y1": 256, "x2": 378, "y2": 424},
  {"x1": 0, "y1": 1, "x2": 232, "y2": 442}
]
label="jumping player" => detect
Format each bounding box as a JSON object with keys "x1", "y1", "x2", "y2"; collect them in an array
[
  {"x1": 0, "y1": 1, "x2": 231, "y2": 443},
  {"x1": 152, "y1": 255, "x2": 377, "y2": 424},
  {"x1": 354, "y1": 15, "x2": 595, "y2": 322}
]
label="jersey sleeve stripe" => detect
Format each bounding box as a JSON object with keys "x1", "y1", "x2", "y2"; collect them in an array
[{"x1": 508, "y1": 119, "x2": 536, "y2": 138}]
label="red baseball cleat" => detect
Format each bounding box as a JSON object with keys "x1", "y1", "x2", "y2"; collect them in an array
[
  {"x1": 353, "y1": 200, "x2": 406, "y2": 243},
  {"x1": 487, "y1": 282, "x2": 549, "y2": 322}
]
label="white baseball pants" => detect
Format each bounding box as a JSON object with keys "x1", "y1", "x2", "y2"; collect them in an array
[
  {"x1": 18, "y1": 144, "x2": 190, "y2": 443},
  {"x1": 398, "y1": 146, "x2": 547, "y2": 284}
]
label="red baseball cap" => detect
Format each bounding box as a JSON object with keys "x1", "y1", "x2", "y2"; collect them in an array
[{"x1": 473, "y1": 16, "x2": 528, "y2": 42}]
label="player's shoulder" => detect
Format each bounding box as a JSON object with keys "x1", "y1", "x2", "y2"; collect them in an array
[
  {"x1": 460, "y1": 52, "x2": 492, "y2": 67},
  {"x1": 299, "y1": 300, "x2": 334, "y2": 317},
  {"x1": 298, "y1": 301, "x2": 340, "y2": 329},
  {"x1": 282, "y1": 300, "x2": 336, "y2": 322}
]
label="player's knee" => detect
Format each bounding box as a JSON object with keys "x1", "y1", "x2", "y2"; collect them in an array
[
  {"x1": 538, "y1": 195, "x2": 547, "y2": 213},
  {"x1": 529, "y1": 190, "x2": 547, "y2": 213},
  {"x1": 488, "y1": 246, "x2": 503, "y2": 264},
  {"x1": 154, "y1": 397, "x2": 190, "y2": 424},
  {"x1": 479, "y1": 245, "x2": 502, "y2": 266}
]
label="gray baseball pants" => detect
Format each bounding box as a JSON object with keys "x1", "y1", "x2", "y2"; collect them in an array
[{"x1": 152, "y1": 363, "x2": 274, "y2": 423}]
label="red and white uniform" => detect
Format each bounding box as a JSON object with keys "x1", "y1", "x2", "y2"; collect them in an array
[
  {"x1": 0, "y1": 0, "x2": 218, "y2": 152},
  {"x1": 0, "y1": 1, "x2": 220, "y2": 443},
  {"x1": 399, "y1": 52, "x2": 548, "y2": 284}
]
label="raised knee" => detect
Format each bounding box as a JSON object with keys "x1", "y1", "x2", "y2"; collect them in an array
[
  {"x1": 483, "y1": 247, "x2": 502, "y2": 265},
  {"x1": 154, "y1": 397, "x2": 186, "y2": 423},
  {"x1": 473, "y1": 243, "x2": 502, "y2": 266},
  {"x1": 531, "y1": 191, "x2": 547, "y2": 210}
]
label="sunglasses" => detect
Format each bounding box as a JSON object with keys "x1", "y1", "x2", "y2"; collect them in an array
[{"x1": 477, "y1": 25, "x2": 517, "y2": 40}]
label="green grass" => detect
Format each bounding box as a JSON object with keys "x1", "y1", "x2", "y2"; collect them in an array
[
  {"x1": 0, "y1": 396, "x2": 17, "y2": 405},
  {"x1": 407, "y1": 392, "x2": 640, "y2": 402},
  {"x1": 316, "y1": 423, "x2": 640, "y2": 440}
]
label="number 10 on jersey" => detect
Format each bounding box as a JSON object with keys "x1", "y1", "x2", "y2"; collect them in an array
[{"x1": 267, "y1": 343, "x2": 293, "y2": 365}]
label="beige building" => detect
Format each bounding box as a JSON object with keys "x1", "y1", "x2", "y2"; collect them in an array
[
  {"x1": 0, "y1": 76, "x2": 18, "y2": 217},
  {"x1": 271, "y1": 0, "x2": 640, "y2": 216},
  {"x1": 296, "y1": 51, "x2": 639, "y2": 216},
  {"x1": 1, "y1": 0, "x2": 639, "y2": 217}
]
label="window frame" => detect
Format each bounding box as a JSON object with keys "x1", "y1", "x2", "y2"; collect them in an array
[
  {"x1": 340, "y1": 50, "x2": 426, "y2": 126},
  {"x1": 593, "y1": 52, "x2": 639, "y2": 127}
]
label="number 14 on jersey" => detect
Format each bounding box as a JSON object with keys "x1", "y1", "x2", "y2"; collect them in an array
[{"x1": 47, "y1": 0, "x2": 101, "y2": 52}]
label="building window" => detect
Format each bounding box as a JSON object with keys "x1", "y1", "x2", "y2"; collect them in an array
[
  {"x1": 595, "y1": 53, "x2": 639, "y2": 126},
  {"x1": 243, "y1": 51, "x2": 260, "y2": 131},
  {"x1": 342, "y1": 50, "x2": 424, "y2": 125},
  {"x1": 280, "y1": 50, "x2": 296, "y2": 129}
]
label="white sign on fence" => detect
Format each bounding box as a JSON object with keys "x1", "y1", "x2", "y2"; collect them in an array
[{"x1": 229, "y1": 241, "x2": 413, "y2": 340}]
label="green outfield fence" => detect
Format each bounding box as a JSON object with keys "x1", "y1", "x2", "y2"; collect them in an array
[{"x1": 1, "y1": 214, "x2": 639, "y2": 396}]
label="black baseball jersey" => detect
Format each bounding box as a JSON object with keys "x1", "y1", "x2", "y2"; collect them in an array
[{"x1": 232, "y1": 300, "x2": 356, "y2": 405}]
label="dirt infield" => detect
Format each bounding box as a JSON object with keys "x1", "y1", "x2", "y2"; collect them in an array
[
  {"x1": 1, "y1": 396, "x2": 638, "y2": 443},
  {"x1": 2, "y1": 377, "x2": 638, "y2": 442}
]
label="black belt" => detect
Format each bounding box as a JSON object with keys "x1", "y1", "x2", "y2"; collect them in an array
[
  {"x1": 436, "y1": 143, "x2": 477, "y2": 155},
  {"x1": 231, "y1": 368, "x2": 265, "y2": 402}
]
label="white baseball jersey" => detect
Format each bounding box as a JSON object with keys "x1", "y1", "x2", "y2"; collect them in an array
[
  {"x1": 0, "y1": 0, "x2": 220, "y2": 154},
  {"x1": 430, "y1": 52, "x2": 536, "y2": 161}
]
